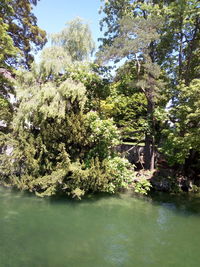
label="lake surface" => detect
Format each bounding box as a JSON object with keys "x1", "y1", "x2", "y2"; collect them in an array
[{"x1": 0, "y1": 187, "x2": 200, "y2": 267}]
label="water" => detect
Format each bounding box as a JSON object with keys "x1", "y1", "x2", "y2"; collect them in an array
[{"x1": 0, "y1": 187, "x2": 200, "y2": 267}]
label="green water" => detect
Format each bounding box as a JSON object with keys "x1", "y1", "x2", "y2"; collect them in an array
[{"x1": 1, "y1": 188, "x2": 200, "y2": 267}]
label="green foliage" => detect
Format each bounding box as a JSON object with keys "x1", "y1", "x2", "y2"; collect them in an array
[
  {"x1": 0, "y1": 3, "x2": 17, "y2": 131},
  {"x1": 134, "y1": 179, "x2": 152, "y2": 195},
  {"x1": 99, "y1": 0, "x2": 200, "y2": 173},
  {"x1": 0, "y1": 0, "x2": 47, "y2": 138},
  {"x1": 3, "y1": 0, "x2": 47, "y2": 68},
  {"x1": 100, "y1": 0, "x2": 200, "y2": 85},
  {"x1": 52, "y1": 17, "x2": 95, "y2": 62},
  {"x1": 98, "y1": 0, "x2": 167, "y2": 170},
  {"x1": 1, "y1": 0, "x2": 199, "y2": 196},
  {"x1": 0, "y1": 96, "x2": 13, "y2": 127},
  {"x1": 60, "y1": 62, "x2": 111, "y2": 112},
  {"x1": 100, "y1": 64, "x2": 148, "y2": 142},
  {"x1": 14, "y1": 156, "x2": 134, "y2": 199},
  {"x1": 38, "y1": 46, "x2": 72, "y2": 78},
  {"x1": 155, "y1": 0, "x2": 200, "y2": 83},
  {"x1": 0, "y1": 49, "x2": 135, "y2": 198},
  {"x1": 162, "y1": 79, "x2": 200, "y2": 165},
  {"x1": 103, "y1": 157, "x2": 134, "y2": 193},
  {"x1": 0, "y1": 17, "x2": 18, "y2": 66},
  {"x1": 85, "y1": 111, "x2": 120, "y2": 160}
]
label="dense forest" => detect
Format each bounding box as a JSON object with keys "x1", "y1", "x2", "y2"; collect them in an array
[{"x1": 0, "y1": 0, "x2": 200, "y2": 198}]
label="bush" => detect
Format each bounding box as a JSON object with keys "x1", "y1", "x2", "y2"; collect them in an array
[{"x1": 134, "y1": 179, "x2": 152, "y2": 195}]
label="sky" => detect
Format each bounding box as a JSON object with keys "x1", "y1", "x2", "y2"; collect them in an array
[{"x1": 33, "y1": 0, "x2": 104, "y2": 50}]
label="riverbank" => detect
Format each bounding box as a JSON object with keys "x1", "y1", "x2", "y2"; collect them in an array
[{"x1": 134, "y1": 168, "x2": 200, "y2": 195}]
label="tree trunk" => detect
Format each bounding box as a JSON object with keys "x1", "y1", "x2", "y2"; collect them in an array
[
  {"x1": 144, "y1": 85, "x2": 155, "y2": 171},
  {"x1": 185, "y1": 18, "x2": 199, "y2": 85},
  {"x1": 144, "y1": 133, "x2": 151, "y2": 170},
  {"x1": 144, "y1": 132, "x2": 155, "y2": 171}
]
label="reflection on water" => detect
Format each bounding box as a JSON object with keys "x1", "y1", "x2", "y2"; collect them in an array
[{"x1": 0, "y1": 187, "x2": 200, "y2": 267}]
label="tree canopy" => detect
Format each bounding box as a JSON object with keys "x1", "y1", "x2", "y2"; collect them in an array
[
  {"x1": 1, "y1": 0, "x2": 47, "y2": 68},
  {"x1": 98, "y1": 0, "x2": 200, "y2": 175},
  {"x1": 0, "y1": 18, "x2": 137, "y2": 198},
  {"x1": 52, "y1": 17, "x2": 95, "y2": 62},
  {"x1": 0, "y1": 0, "x2": 47, "y2": 135},
  {"x1": 0, "y1": 0, "x2": 200, "y2": 196}
]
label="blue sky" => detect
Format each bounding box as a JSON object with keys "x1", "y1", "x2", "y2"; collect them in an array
[{"x1": 33, "y1": 0, "x2": 104, "y2": 49}]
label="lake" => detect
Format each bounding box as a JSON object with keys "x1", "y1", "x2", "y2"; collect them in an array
[{"x1": 0, "y1": 187, "x2": 200, "y2": 267}]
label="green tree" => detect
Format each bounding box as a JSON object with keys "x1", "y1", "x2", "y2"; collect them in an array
[
  {"x1": 0, "y1": 10, "x2": 18, "y2": 133},
  {"x1": 0, "y1": 0, "x2": 47, "y2": 134},
  {"x1": 1, "y1": 0, "x2": 47, "y2": 68},
  {"x1": 52, "y1": 17, "x2": 95, "y2": 62},
  {"x1": 45, "y1": 18, "x2": 110, "y2": 112},
  {"x1": 155, "y1": 0, "x2": 200, "y2": 84},
  {"x1": 98, "y1": 1, "x2": 165, "y2": 170},
  {"x1": 100, "y1": 61, "x2": 148, "y2": 143},
  {"x1": 98, "y1": 0, "x2": 200, "y2": 173},
  {"x1": 99, "y1": 0, "x2": 199, "y2": 85},
  {"x1": 162, "y1": 79, "x2": 200, "y2": 181},
  {"x1": 154, "y1": 0, "x2": 200, "y2": 178},
  {"x1": 0, "y1": 20, "x2": 135, "y2": 198},
  {"x1": 59, "y1": 62, "x2": 111, "y2": 113},
  {"x1": 0, "y1": 58, "x2": 134, "y2": 198}
]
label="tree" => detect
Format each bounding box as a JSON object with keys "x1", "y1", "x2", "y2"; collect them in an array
[
  {"x1": 162, "y1": 79, "x2": 200, "y2": 184},
  {"x1": 0, "y1": 9, "x2": 18, "y2": 133},
  {"x1": 58, "y1": 62, "x2": 111, "y2": 113},
  {"x1": 0, "y1": 0, "x2": 47, "y2": 135},
  {"x1": 100, "y1": 61, "x2": 148, "y2": 143},
  {"x1": 99, "y1": 0, "x2": 200, "y2": 84},
  {"x1": 0, "y1": 69, "x2": 15, "y2": 134},
  {"x1": 155, "y1": 0, "x2": 200, "y2": 85},
  {"x1": 98, "y1": 2, "x2": 164, "y2": 170},
  {"x1": 0, "y1": 54, "x2": 134, "y2": 198},
  {"x1": 41, "y1": 18, "x2": 110, "y2": 113},
  {"x1": 0, "y1": 21, "x2": 135, "y2": 198},
  {"x1": 98, "y1": 0, "x2": 200, "y2": 172},
  {"x1": 1, "y1": 0, "x2": 47, "y2": 68},
  {"x1": 154, "y1": 0, "x2": 200, "y2": 178},
  {"x1": 51, "y1": 17, "x2": 95, "y2": 62}
]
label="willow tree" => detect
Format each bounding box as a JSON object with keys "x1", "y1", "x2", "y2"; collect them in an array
[
  {"x1": 52, "y1": 17, "x2": 95, "y2": 62},
  {"x1": 0, "y1": 57, "x2": 134, "y2": 198},
  {"x1": 0, "y1": 21, "x2": 134, "y2": 198}
]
